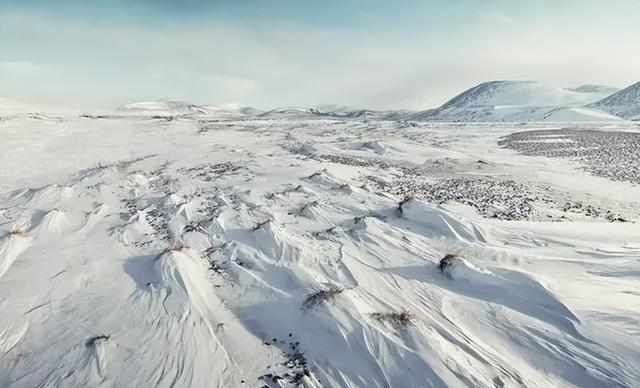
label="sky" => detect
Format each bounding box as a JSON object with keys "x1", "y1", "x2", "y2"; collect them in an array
[{"x1": 1, "y1": 0, "x2": 639, "y2": 110}]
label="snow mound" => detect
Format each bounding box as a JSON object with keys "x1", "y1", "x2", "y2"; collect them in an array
[
  {"x1": 434, "y1": 255, "x2": 582, "y2": 337},
  {"x1": 32, "y1": 209, "x2": 72, "y2": 237},
  {"x1": 400, "y1": 200, "x2": 486, "y2": 243},
  {"x1": 28, "y1": 184, "x2": 74, "y2": 206},
  {"x1": 6, "y1": 184, "x2": 73, "y2": 208},
  {"x1": 154, "y1": 249, "x2": 220, "y2": 318},
  {"x1": 0, "y1": 233, "x2": 32, "y2": 278}
]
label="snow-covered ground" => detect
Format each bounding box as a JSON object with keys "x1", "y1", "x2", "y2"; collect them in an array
[{"x1": 1, "y1": 107, "x2": 639, "y2": 387}]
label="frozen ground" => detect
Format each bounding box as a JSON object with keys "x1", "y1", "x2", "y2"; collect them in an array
[
  {"x1": 499, "y1": 129, "x2": 640, "y2": 185},
  {"x1": 0, "y1": 109, "x2": 639, "y2": 387}
]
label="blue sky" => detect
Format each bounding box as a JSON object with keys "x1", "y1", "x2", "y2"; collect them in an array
[{"x1": 1, "y1": 0, "x2": 639, "y2": 109}]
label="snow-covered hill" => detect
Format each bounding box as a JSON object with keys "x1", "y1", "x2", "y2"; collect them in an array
[
  {"x1": 440, "y1": 81, "x2": 612, "y2": 109},
  {"x1": 1, "y1": 108, "x2": 639, "y2": 387},
  {"x1": 120, "y1": 100, "x2": 210, "y2": 115},
  {"x1": 413, "y1": 81, "x2": 622, "y2": 122},
  {"x1": 591, "y1": 81, "x2": 640, "y2": 120}
]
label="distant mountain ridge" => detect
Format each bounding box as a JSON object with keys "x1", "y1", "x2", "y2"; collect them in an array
[{"x1": 112, "y1": 80, "x2": 638, "y2": 122}]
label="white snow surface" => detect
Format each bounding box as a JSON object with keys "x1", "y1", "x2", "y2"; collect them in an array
[{"x1": 0, "y1": 107, "x2": 639, "y2": 388}]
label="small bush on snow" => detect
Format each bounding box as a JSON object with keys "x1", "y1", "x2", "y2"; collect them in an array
[
  {"x1": 371, "y1": 311, "x2": 414, "y2": 327},
  {"x1": 301, "y1": 287, "x2": 344, "y2": 310},
  {"x1": 7, "y1": 227, "x2": 27, "y2": 237},
  {"x1": 439, "y1": 253, "x2": 462, "y2": 277}
]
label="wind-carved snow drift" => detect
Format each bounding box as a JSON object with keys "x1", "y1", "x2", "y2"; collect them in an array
[{"x1": 0, "y1": 100, "x2": 639, "y2": 387}]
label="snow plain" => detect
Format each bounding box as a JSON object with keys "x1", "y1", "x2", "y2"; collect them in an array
[{"x1": 0, "y1": 106, "x2": 639, "y2": 388}]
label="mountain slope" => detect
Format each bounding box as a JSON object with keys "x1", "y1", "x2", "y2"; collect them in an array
[
  {"x1": 440, "y1": 81, "x2": 611, "y2": 109},
  {"x1": 413, "y1": 81, "x2": 622, "y2": 122},
  {"x1": 591, "y1": 81, "x2": 640, "y2": 119}
]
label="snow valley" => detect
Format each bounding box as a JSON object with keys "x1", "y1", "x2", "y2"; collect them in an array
[{"x1": 1, "y1": 84, "x2": 640, "y2": 387}]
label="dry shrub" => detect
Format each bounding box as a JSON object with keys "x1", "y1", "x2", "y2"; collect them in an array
[
  {"x1": 253, "y1": 220, "x2": 271, "y2": 231},
  {"x1": 439, "y1": 253, "x2": 462, "y2": 277},
  {"x1": 165, "y1": 244, "x2": 186, "y2": 253},
  {"x1": 8, "y1": 227, "x2": 27, "y2": 237},
  {"x1": 85, "y1": 334, "x2": 110, "y2": 348},
  {"x1": 301, "y1": 287, "x2": 344, "y2": 310},
  {"x1": 371, "y1": 311, "x2": 414, "y2": 327},
  {"x1": 397, "y1": 195, "x2": 415, "y2": 215}
]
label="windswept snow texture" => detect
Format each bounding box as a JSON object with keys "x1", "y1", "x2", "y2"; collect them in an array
[
  {"x1": 1, "y1": 107, "x2": 640, "y2": 388},
  {"x1": 413, "y1": 81, "x2": 623, "y2": 122}
]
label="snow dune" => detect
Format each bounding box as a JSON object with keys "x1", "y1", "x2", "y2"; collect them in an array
[{"x1": 0, "y1": 110, "x2": 639, "y2": 387}]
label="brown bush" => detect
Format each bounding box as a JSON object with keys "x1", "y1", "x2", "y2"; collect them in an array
[
  {"x1": 371, "y1": 311, "x2": 414, "y2": 327},
  {"x1": 301, "y1": 287, "x2": 344, "y2": 310}
]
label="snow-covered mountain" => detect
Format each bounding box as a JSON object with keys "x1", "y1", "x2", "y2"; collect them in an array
[
  {"x1": 590, "y1": 81, "x2": 640, "y2": 120},
  {"x1": 412, "y1": 81, "x2": 622, "y2": 122},
  {"x1": 440, "y1": 81, "x2": 612, "y2": 109}
]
